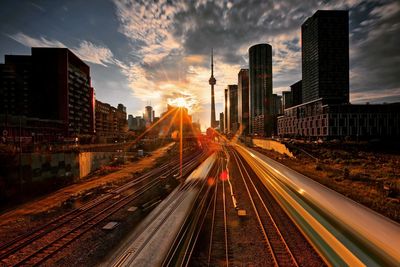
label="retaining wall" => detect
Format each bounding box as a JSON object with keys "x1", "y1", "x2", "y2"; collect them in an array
[
  {"x1": 252, "y1": 139, "x2": 294, "y2": 157},
  {"x1": 19, "y1": 151, "x2": 117, "y2": 183}
]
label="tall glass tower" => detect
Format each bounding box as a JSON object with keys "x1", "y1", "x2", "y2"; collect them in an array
[
  {"x1": 249, "y1": 43, "x2": 273, "y2": 137},
  {"x1": 302, "y1": 10, "x2": 349, "y2": 104}
]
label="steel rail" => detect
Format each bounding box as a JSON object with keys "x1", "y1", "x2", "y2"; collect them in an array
[
  {"x1": 207, "y1": 152, "x2": 230, "y2": 267},
  {"x1": 161, "y1": 152, "x2": 222, "y2": 267},
  {"x1": 1, "y1": 150, "x2": 206, "y2": 266},
  {"x1": 231, "y1": 148, "x2": 299, "y2": 267}
]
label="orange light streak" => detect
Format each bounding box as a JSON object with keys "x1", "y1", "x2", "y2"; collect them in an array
[{"x1": 179, "y1": 107, "x2": 183, "y2": 178}]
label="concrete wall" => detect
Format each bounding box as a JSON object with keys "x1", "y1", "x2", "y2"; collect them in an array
[
  {"x1": 19, "y1": 151, "x2": 117, "y2": 183},
  {"x1": 252, "y1": 138, "x2": 294, "y2": 157},
  {"x1": 79, "y1": 152, "x2": 116, "y2": 178}
]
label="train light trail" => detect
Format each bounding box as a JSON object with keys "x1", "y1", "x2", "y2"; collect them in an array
[{"x1": 180, "y1": 107, "x2": 183, "y2": 178}]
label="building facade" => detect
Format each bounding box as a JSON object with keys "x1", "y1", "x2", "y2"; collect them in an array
[
  {"x1": 219, "y1": 112, "x2": 224, "y2": 133},
  {"x1": 224, "y1": 88, "x2": 228, "y2": 134},
  {"x1": 31, "y1": 48, "x2": 95, "y2": 137},
  {"x1": 249, "y1": 43, "x2": 273, "y2": 136},
  {"x1": 95, "y1": 100, "x2": 127, "y2": 143},
  {"x1": 0, "y1": 48, "x2": 95, "y2": 142},
  {"x1": 227, "y1": 85, "x2": 238, "y2": 134},
  {"x1": 302, "y1": 10, "x2": 349, "y2": 104},
  {"x1": 277, "y1": 100, "x2": 400, "y2": 139},
  {"x1": 0, "y1": 55, "x2": 32, "y2": 117},
  {"x1": 238, "y1": 69, "x2": 249, "y2": 135}
]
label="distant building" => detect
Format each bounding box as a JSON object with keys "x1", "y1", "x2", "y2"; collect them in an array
[
  {"x1": 219, "y1": 112, "x2": 224, "y2": 133},
  {"x1": 291, "y1": 80, "x2": 302, "y2": 107},
  {"x1": 116, "y1": 104, "x2": 128, "y2": 133},
  {"x1": 271, "y1": 94, "x2": 282, "y2": 116},
  {"x1": 144, "y1": 106, "x2": 153, "y2": 125},
  {"x1": 95, "y1": 100, "x2": 127, "y2": 143},
  {"x1": 302, "y1": 10, "x2": 349, "y2": 104},
  {"x1": 128, "y1": 115, "x2": 146, "y2": 131},
  {"x1": 238, "y1": 69, "x2": 249, "y2": 135},
  {"x1": 227, "y1": 85, "x2": 239, "y2": 134},
  {"x1": 0, "y1": 48, "x2": 95, "y2": 142},
  {"x1": 249, "y1": 43, "x2": 273, "y2": 136},
  {"x1": 224, "y1": 88, "x2": 228, "y2": 134},
  {"x1": 282, "y1": 91, "x2": 293, "y2": 110},
  {"x1": 128, "y1": 115, "x2": 135, "y2": 130},
  {"x1": 270, "y1": 94, "x2": 282, "y2": 136}
]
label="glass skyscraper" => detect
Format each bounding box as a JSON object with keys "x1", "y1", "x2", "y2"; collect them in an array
[
  {"x1": 302, "y1": 10, "x2": 349, "y2": 104},
  {"x1": 249, "y1": 43, "x2": 273, "y2": 136}
]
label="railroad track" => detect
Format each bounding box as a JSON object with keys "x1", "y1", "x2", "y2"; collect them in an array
[
  {"x1": 181, "y1": 148, "x2": 231, "y2": 267},
  {"x1": 207, "y1": 157, "x2": 230, "y2": 267},
  {"x1": 0, "y1": 149, "x2": 207, "y2": 266},
  {"x1": 231, "y1": 148, "x2": 299, "y2": 267},
  {"x1": 112, "y1": 152, "x2": 220, "y2": 267}
]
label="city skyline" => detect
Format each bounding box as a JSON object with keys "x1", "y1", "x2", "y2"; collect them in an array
[
  {"x1": 1, "y1": 0, "x2": 400, "y2": 130},
  {"x1": 0, "y1": 3, "x2": 399, "y2": 266}
]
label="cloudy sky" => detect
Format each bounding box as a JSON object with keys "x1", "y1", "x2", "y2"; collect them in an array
[{"x1": 1, "y1": 0, "x2": 399, "y2": 130}]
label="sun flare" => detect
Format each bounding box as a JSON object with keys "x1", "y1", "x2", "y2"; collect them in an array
[
  {"x1": 167, "y1": 95, "x2": 197, "y2": 113},
  {"x1": 175, "y1": 97, "x2": 187, "y2": 107}
]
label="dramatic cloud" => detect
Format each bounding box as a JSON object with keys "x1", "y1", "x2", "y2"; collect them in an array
[
  {"x1": 349, "y1": 0, "x2": 400, "y2": 103},
  {"x1": 111, "y1": 0, "x2": 399, "y2": 126},
  {"x1": 9, "y1": 32, "x2": 121, "y2": 67},
  {"x1": 3, "y1": 0, "x2": 399, "y2": 130}
]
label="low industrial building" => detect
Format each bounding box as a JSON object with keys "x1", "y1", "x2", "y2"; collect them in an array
[{"x1": 277, "y1": 99, "x2": 400, "y2": 139}]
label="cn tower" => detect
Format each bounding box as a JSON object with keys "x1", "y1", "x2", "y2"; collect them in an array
[{"x1": 209, "y1": 49, "x2": 217, "y2": 128}]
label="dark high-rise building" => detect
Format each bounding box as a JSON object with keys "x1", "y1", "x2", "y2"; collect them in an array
[
  {"x1": 302, "y1": 10, "x2": 349, "y2": 104},
  {"x1": 1, "y1": 48, "x2": 95, "y2": 139},
  {"x1": 0, "y1": 55, "x2": 32, "y2": 117},
  {"x1": 249, "y1": 43, "x2": 273, "y2": 136},
  {"x1": 219, "y1": 112, "x2": 224, "y2": 133},
  {"x1": 227, "y1": 85, "x2": 238, "y2": 134},
  {"x1": 291, "y1": 80, "x2": 302, "y2": 106},
  {"x1": 224, "y1": 88, "x2": 228, "y2": 134},
  {"x1": 209, "y1": 49, "x2": 217, "y2": 128},
  {"x1": 32, "y1": 48, "x2": 95, "y2": 136},
  {"x1": 238, "y1": 69, "x2": 249, "y2": 135}
]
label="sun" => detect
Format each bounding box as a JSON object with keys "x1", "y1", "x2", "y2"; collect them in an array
[
  {"x1": 168, "y1": 96, "x2": 195, "y2": 113},
  {"x1": 175, "y1": 97, "x2": 187, "y2": 108}
]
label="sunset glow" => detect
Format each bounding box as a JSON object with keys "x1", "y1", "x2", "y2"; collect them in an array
[{"x1": 167, "y1": 95, "x2": 197, "y2": 113}]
